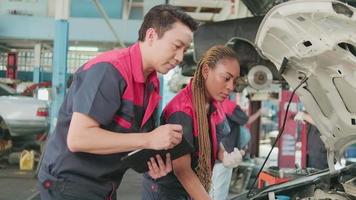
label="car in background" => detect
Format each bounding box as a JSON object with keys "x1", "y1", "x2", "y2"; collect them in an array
[{"x1": 0, "y1": 83, "x2": 49, "y2": 150}]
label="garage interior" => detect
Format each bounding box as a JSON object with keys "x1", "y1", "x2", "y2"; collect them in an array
[{"x1": 0, "y1": 0, "x2": 355, "y2": 200}]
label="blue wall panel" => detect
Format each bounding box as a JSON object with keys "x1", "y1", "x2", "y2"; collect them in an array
[
  {"x1": 0, "y1": 0, "x2": 48, "y2": 16},
  {"x1": 71, "y1": 0, "x2": 124, "y2": 19},
  {"x1": 0, "y1": 15, "x2": 141, "y2": 44}
]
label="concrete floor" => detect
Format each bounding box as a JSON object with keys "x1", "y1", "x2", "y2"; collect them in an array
[
  {"x1": 0, "y1": 163, "x2": 39, "y2": 200},
  {"x1": 0, "y1": 159, "x2": 268, "y2": 200},
  {"x1": 0, "y1": 163, "x2": 143, "y2": 200},
  {"x1": 0, "y1": 162, "x2": 243, "y2": 200}
]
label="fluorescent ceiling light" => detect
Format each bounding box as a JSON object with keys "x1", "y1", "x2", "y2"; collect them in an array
[{"x1": 69, "y1": 46, "x2": 98, "y2": 52}]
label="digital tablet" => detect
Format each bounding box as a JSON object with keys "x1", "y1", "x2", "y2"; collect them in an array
[{"x1": 121, "y1": 137, "x2": 194, "y2": 173}]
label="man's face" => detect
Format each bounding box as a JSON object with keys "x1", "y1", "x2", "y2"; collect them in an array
[
  {"x1": 204, "y1": 58, "x2": 240, "y2": 102},
  {"x1": 149, "y1": 22, "x2": 193, "y2": 74}
]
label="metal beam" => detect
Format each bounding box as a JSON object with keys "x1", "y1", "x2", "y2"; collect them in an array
[
  {"x1": 123, "y1": 0, "x2": 133, "y2": 20},
  {"x1": 92, "y1": 0, "x2": 126, "y2": 48},
  {"x1": 0, "y1": 15, "x2": 141, "y2": 44}
]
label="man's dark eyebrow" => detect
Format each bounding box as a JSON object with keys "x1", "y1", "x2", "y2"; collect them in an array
[
  {"x1": 225, "y1": 72, "x2": 234, "y2": 78},
  {"x1": 176, "y1": 39, "x2": 191, "y2": 49},
  {"x1": 175, "y1": 40, "x2": 184, "y2": 46}
]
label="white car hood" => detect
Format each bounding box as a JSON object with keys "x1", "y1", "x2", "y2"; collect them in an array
[{"x1": 255, "y1": 0, "x2": 356, "y2": 170}]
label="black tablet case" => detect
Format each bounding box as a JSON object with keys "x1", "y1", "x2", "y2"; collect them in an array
[{"x1": 121, "y1": 137, "x2": 194, "y2": 173}]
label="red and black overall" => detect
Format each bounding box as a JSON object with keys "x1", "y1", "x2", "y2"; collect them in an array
[
  {"x1": 141, "y1": 81, "x2": 231, "y2": 200},
  {"x1": 38, "y1": 43, "x2": 161, "y2": 200}
]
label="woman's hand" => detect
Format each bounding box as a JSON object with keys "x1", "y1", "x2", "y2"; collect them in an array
[
  {"x1": 219, "y1": 143, "x2": 244, "y2": 168},
  {"x1": 147, "y1": 153, "x2": 172, "y2": 179}
]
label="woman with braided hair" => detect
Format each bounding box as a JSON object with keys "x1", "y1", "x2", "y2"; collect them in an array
[{"x1": 142, "y1": 45, "x2": 243, "y2": 200}]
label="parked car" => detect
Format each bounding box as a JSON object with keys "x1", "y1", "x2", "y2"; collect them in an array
[
  {"x1": 232, "y1": 0, "x2": 356, "y2": 199},
  {"x1": 0, "y1": 83, "x2": 49, "y2": 150}
]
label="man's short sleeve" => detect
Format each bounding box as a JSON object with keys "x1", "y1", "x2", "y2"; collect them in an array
[
  {"x1": 72, "y1": 63, "x2": 126, "y2": 125},
  {"x1": 164, "y1": 111, "x2": 194, "y2": 146}
]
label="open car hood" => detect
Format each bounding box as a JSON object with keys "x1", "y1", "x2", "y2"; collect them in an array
[{"x1": 255, "y1": 0, "x2": 356, "y2": 170}]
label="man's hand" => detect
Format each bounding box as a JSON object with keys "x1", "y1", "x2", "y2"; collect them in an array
[
  {"x1": 147, "y1": 154, "x2": 172, "y2": 179},
  {"x1": 220, "y1": 143, "x2": 244, "y2": 168},
  {"x1": 148, "y1": 124, "x2": 183, "y2": 150}
]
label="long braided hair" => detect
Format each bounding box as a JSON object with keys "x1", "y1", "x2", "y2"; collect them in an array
[{"x1": 192, "y1": 45, "x2": 238, "y2": 191}]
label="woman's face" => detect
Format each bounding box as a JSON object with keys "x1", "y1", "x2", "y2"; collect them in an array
[{"x1": 204, "y1": 58, "x2": 240, "y2": 102}]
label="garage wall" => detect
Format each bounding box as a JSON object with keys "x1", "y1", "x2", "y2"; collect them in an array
[
  {"x1": 70, "y1": 0, "x2": 124, "y2": 18},
  {"x1": 0, "y1": 0, "x2": 48, "y2": 16}
]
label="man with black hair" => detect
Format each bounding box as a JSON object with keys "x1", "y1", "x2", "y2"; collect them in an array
[{"x1": 38, "y1": 5, "x2": 198, "y2": 199}]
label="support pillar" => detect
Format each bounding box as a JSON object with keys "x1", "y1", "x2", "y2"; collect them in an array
[
  {"x1": 33, "y1": 43, "x2": 41, "y2": 83},
  {"x1": 50, "y1": 0, "x2": 69, "y2": 132}
]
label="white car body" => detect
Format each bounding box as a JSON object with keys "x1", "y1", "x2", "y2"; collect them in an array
[
  {"x1": 0, "y1": 83, "x2": 49, "y2": 137},
  {"x1": 256, "y1": 0, "x2": 356, "y2": 170}
]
